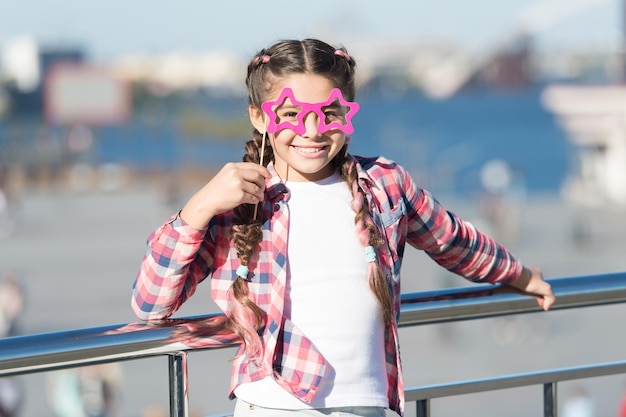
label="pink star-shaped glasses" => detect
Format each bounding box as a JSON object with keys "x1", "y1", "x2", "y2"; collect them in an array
[{"x1": 261, "y1": 87, "x2": 360, "y2": 135}]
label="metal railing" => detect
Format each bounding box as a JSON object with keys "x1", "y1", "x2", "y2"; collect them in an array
[{"x1": 1, "y1": 272, "x2": 625, "y2": 417}]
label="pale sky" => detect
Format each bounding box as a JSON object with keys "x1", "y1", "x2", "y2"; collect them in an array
[{"x1": 0, "y1": 0, "x2": 622, "y2": 60}]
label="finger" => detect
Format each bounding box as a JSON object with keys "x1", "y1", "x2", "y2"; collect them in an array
[
  {"x1": 241, "y1": 162, "x2": 271, "y2": 179},
  {"x1": 241, "y1": 180, "x2": 265, "y2": 202},
  {"x1": 239, "y1": 174, "x2": 267, "y2": 201},
  {"x1": 239, "y1": 165, "x2": 268, "y2": 186},
  {"x1": 534, "y1": 284, "x2": 555, "y2": 311},
  {"x1": 541, "y1": 293, "x2": 556, "y2": 311},
  {"x1": 243, "y1": 192, "x2": 260, "y2": 205}
]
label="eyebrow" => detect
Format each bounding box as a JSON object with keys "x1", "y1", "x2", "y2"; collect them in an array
[{"x1": 277, "y1": 103, "x2": 301, "y2": 110}]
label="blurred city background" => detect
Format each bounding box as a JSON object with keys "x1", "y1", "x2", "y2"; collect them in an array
[{"x1": 1, "y1": 1, "x2": 626, "y2": 417}]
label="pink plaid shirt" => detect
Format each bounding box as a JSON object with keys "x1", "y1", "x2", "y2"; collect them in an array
[{"x1": 132, "y1": 154, "x2": 522, "y2": 416}]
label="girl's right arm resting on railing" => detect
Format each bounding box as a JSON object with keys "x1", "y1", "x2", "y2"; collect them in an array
[{"x1": 131, "y1": 213, "x2": 213, "y2": 321}]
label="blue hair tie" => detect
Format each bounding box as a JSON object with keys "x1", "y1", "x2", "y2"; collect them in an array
[
  {"x1": 365, "y1": 246, "x2": 377, "y2": 263},
  {"x1": 236, "y1": 265, "x2": 249, "y2": 279}
]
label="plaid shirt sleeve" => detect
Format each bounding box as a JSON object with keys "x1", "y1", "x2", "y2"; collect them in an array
[
  {"x1": 131, "y1": 213, "x2": 215, "y2": 320},
  {"x1": 401, "y1": 166, "x2": 523, "y2": 284}
]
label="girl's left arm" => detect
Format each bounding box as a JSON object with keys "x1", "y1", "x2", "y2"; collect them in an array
[{"x1": 402, "y1": 168, "x2": 554, "y2": 309}]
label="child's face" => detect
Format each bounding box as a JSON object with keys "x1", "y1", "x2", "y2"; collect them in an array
[{"x1": 250, "y1": 73, "x2": 353, "y2": 182}]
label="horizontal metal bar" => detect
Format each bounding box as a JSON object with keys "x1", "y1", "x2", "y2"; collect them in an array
[
  {"x1": 0, "y1": 273, "x2": 624, "y2": 378},
  {"x1": 405, "y1": 360, "x2": 626, "y2": 401},
  {"x1": 0, "y1": 314, "x2": 238, "y2": 376},
  {"x1": 399, "y1": 272, "x2": 626, "y2": 326}
]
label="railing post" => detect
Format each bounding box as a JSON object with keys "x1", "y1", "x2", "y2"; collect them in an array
[
  {"x1": 169, "y1": 351, "x2": 189, "y2": 417},
  {"x1": 416, "y1": 399, "x2": 430, "y2": 417},
  {"x1": 544, "y1": 382, "x2": 557, "y2": 417}
]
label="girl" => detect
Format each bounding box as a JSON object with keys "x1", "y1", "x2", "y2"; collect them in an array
[{"x1": 132, "y1": 38, "x2": 555, "y2": 417}]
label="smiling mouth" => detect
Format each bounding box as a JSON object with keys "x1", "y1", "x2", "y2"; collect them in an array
[{"x1": 293, "y1": 146, "x2": 326, "y2": 153}]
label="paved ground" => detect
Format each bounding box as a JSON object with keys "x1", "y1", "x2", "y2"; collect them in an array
[{"x1": 1, "y1": 181, "x2": 626, "y2": 417}]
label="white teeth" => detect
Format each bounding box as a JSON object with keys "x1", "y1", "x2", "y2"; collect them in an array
[{"x1": 294, "y1": 147, "x2": 323, "y2": 153}]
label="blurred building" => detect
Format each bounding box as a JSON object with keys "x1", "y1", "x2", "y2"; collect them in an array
[
  {"x1": 0, "y1": 37, "x2": 85, "y2": 116},
  {"x1": 0, "y1": 36, "x2": 85, "y2": 118},
  {"x1": 540, "y1": 0, "x2": 626, "y2": 206}
]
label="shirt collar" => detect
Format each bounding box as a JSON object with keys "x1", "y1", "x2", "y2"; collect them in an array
[
  {"x1": 264, "y1": 155, "x2": 373, "y2": 200},
  {"x1": 265, "y1": 162, "x2": 288, "y2": 200},
  {"x1": 347, "y1": 154, "x2": 375, "y2": 191}
]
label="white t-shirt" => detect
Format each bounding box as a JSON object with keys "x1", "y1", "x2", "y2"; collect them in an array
[{"x1": 234, "y1": 173, "x2": 388, "y2": 409}]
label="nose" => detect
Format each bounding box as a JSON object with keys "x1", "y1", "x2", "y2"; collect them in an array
[{"x1": 301, "y1": 112, "x2": 321, "y2": 139}]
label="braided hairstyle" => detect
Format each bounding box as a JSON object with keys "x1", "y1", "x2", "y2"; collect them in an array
[{"x1": 228, "y1": 39, "x2": 392, "y2": 360}]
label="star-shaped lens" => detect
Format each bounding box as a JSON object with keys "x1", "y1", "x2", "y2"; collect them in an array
[{"x1": 261, "y1": 87, "x2": 360, "y2": 135}]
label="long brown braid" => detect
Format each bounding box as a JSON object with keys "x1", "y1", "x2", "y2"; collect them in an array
[
  {"x1": 227, "y1": 128, "x2": 272, "y2": 359},
  {"x1": 227, "y1": 39, "x2": 391, "y2": 359},
  {"x1": 336, "y1": 147, "x2": 393, "y2": 327}
]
